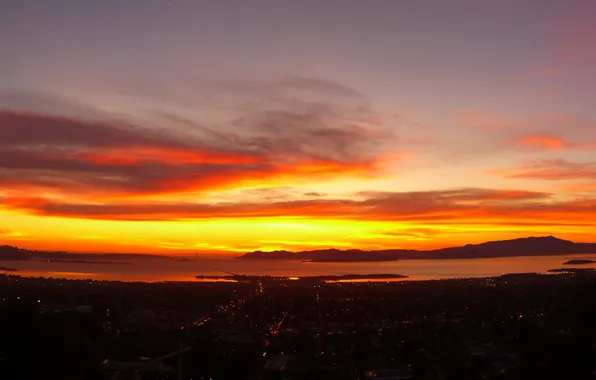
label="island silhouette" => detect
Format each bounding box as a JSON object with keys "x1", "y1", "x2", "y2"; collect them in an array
[{"x1": 240, "y1": 236, "x2": 596, "y2": 262}]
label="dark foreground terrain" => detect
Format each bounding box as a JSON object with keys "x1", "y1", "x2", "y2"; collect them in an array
[{"x1": 1, "y1": 271, "x2": 596, "y2": 379}]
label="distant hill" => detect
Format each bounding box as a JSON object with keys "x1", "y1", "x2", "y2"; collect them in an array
[
  {"x1": 0, "y1": 245, "x2": 169, "y2": 262},
  {"x1": 0, "y1": 245, "x2": 24, "y2": 261},
  {"x1": 240, "y1": 236, "x2": 596, "y2": 262}
]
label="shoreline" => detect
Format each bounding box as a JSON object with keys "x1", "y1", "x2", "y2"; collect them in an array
[{"x1": 3, "y1": 269, "x2": 595, "y2": 284}]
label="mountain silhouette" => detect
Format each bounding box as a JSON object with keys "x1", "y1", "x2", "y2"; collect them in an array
[
  {"x1": 0, "y1": 245, "x2": 167, "y2": 262},
  {"x1": 0, "y1": 245, "x2": 24, "y2": 261},
  {"x1": 240, "y1": 236, "x2": 596, "y2": 262}
]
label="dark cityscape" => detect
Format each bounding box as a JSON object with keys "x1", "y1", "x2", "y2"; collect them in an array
[{"x1": 1, "y1": 271, "x2": 595, "y2": 379}]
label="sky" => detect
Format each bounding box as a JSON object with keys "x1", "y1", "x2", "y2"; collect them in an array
[{"x1": 1, "y1": 0, "x2": 596, "y2": 255}]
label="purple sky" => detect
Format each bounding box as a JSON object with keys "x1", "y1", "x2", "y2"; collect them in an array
[{"x1": 2, "y1": 0, "x2": 595, "y2": 114}]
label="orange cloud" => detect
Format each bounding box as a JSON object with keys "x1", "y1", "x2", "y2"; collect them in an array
[
  {"x1": 0, "y1": 110, "x2": 395, "y2": 198},
  {"x1": 515, "y1": 132, "x2": 596, "y2": 151},
  {"x1": 2, "y1": 188, "x2": 564, "y2": 223},
  {"x1": 518, "y1": 133, "x2": 567, "y2": 149},
  {"x1": 559, "y1": 182, "x2": 596, "y2": 193}
]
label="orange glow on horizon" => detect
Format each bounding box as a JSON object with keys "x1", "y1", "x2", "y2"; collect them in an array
[{"x1": 2, "y1": 206, "x2": 596, "y2": 255}]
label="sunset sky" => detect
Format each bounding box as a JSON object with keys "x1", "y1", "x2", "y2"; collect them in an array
[{"x1": 1, "y1": 0, "x2": 596, "y2": 255}]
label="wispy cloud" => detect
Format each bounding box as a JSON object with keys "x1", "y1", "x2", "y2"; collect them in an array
[
  {"x1": 455, "y1": 111, "x2": 596, "y2": 133},
  {"x1": 0, "y1": 79, "x2": 404, "y2": 199},
  {"x1": 2, "y1": 188, "x2": 565, "y2": 223},
  {"x1": 515, "y1": 132, "x2": 596, "y2": 150},
  {"x1": 491, "y1": 159, "x2": 596, "y2": 180}
]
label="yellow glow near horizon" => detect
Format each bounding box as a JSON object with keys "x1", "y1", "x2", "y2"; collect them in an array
[{"x1": 3, "y1": 204, "x2": 596, "y2": 255}]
